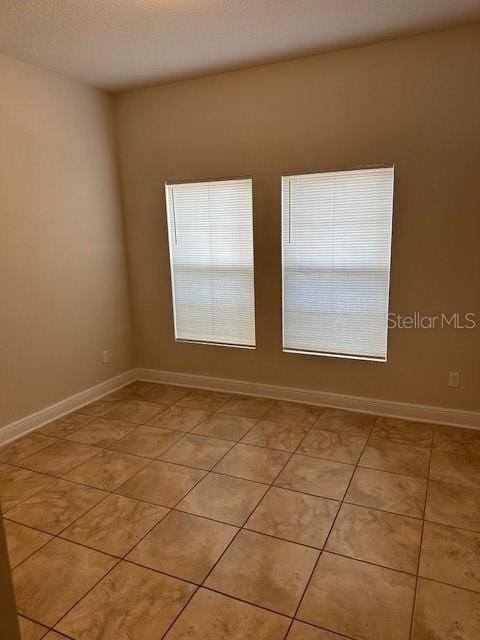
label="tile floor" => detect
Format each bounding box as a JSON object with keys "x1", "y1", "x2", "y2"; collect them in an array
[{"x1": 1, "y1": 382, "x2": 479, "y2": 640}]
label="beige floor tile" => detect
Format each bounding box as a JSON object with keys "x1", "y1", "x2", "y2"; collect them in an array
[
  {"x1": 43, "y1": 633, "x2": 69, "y2": 640},
  {"x1": 287, "y1": 621, "x2": 349, "y2": 640},
  {"x1": 115, "y1": 381, "x2": 157, "y2": 399},
  {"x1": 178, "y1": 389, "x2": 233, "y2": 411},
  {"x1": 0, "y1": 464, "x2": 52, "y2": 513},
  {"x1": 359, "y1": 440, "x2": 430, "y2": 477},
  {"x1": 275, "y1": 454, "x2": 354, "y2": 500},
  {"x1": 56, "y1": 560, "x2": 195, "y2": 640},
  {"x1": 62, "y1": 494, "x2": 168, "y2": 556},
  {"x1": 298, "y1": 552, "x2": 416, "y2": 640},
  {"x1": 326, "y1": 503, "x2": 422, "y2": 573},
  {"x1": 65, "y1": 449, "x2": 149, "y2": 491},
  {"x1": 412, "y1": 578, "x2": 480, "y2": 640},
  {"x1": 192, "y1": 413, "x2": 256, "y2": 441},
  {"x1": 4, "y1": 520, "x2": 51, "y2": 568},
  {"x1": 345, "y1": 467, "x2": 427, "y2": 518},
  {"x1": 242, "y1": 420, "x2": 310, "y2": 452},
  {"x1": 177, "y1": 472, "x2": 267, "y2": 525},
  {"x1": 219, "y1": 395, "x2": 275, "y2": 419},
  {"x1": 433, "y1": 425, "x2": 480, "y2": 456},
  {"x1": 39, "y1": 413, "x2": 95, "y2": 438},
  {"x1": 0, "y1": 433, "x2": 56, "y2": 465},
  {"x1": 5, "y1": 478, "x2": 106, "y2": 534},
  {"x1": 78, "y1": 398, "x2": 117, "y2": 417},
  {"x1": 128, "y1": 510, "x2": 237, "y2": 582},
  {"x1": 18, "y1": 615, "x2": 49, "y2": 640},
  {"x1": 13, "y1": 538, "x2": 116, "y2": 627},
  {"x1": 102, "y1": 386, "x2": 134, "y2": 400},
  {"x1": 101, "y1": 391, "x2": 128, "y2": 402},
  {"x1": 100, "y1": 399, "x2": 167, "y2": 424},
  {"x1": 430, "y1": 450, "x2": 480, "y2": 488},
  {"x1": 426, "y1": 480, "x2": 480, "y2": 532},
  {"x1": 298, "y1": 429, "x2": 366, "y2": 464},
  {"x1": 142, "y1": 384, "x2": 192, "y2": 405},
  {"x1": 109, "y1": 425, "x2": 183, "y2": 458},
  {"x1": 264, "y1": 401, "x2": 321, "y2": 426},
  {"x1": 206, "y1": 529, "x2": 318, "y2": 616},
  {"x1": 147, "y1": 406, "x2": 211, "y2": 432},
  {"x1": 371, "y1": 417, "x2": 434, "y2": 448},
  {"x1": 165, "y1": 588, "x2": 290, "y2": 639},
  {"x1": 419, "y1": 521, "x2": 480, "y2": 591},
  {"x1": 66, "y1": 417, "x2": 136, "y2": 447},
  {"x1": 105, "y1": 390, "x2": 138, "y2": 402},
  {"x1": 160, "y1": 434, "x2": 233, "y2": 470},
  {"x1": 313, "y1": 408, "x2": 375, "y2": 438},
  {"x1": 118, "y1": 460, "x2": 206, "y2": 507},
  {"x1": 246, "y1": 486, "x2": 339, "y2": 548},
  {"x1": 20, "y1": 440, "x2": 100, "y2": 477},
  {"x1": 213, "y1": 443, "x2": 289, "y2": 483}
]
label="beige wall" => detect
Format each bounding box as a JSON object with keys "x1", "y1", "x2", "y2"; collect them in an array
[
  {"x1": 115, "y1": 25, "x2": 480, "y2": 412},
  {"x1": 0, "y1": 54, "x2": 133, "y2": 427}
]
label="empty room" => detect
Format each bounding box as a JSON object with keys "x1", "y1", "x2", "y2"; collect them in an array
[{"x1": 0, "y1": 1, "x2": 479, "y2": 639}]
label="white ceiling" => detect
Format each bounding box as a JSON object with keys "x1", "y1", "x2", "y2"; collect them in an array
[{"x1": 0, "y1": 0, "x2": 479, "y2": 91}]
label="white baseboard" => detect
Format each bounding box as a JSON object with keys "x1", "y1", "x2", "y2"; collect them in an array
[
  {"x1": 0, "y1": 370, "x2": 136, "y2": 446},
  {"x1": 136, "y1": 367, "x2": 480, "y2": 430},
  {"x1": 2, "y1": 367, "x2": 478, "y2": 447}
]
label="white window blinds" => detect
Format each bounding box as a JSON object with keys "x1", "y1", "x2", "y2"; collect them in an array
[
  {"x1": 165, "y1": 178, "x2": 255, "y2": 347},
  {"x1": 282, "y1": 167, "x2": 394, "y2": 361}
]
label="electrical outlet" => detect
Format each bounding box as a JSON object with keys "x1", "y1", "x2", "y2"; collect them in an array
[
  {"x1": 102, "y1": 350, "x2": 110, "y2": 364},
  {"x1": 448, "y1": 371, "x2": 460, "y2": 388}
]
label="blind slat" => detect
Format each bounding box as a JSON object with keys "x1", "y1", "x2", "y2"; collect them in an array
[
  {"x1": 282, "y1": 167, "x2": 394, "y2": 361},
  {"x1": 165, "y1": 178, "x2": 256, "y2": 347}
]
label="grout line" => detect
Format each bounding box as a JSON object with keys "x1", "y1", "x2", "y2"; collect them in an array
[
  {"x1": 140, "y1": 410, "x2": 269, "y2": 640},
  {"x1": 0, "y1": 475, "x2": 56, "y2": 520},
  {"x1": 409, "y1": 438, "x2": 434, "y2": 639},
  {"x1": 341, "y1": 497, "x2": 425, "y2": 521},
  {"x1": 5, "y1": 520, "x2": 54, "y2": 570},
  {"x1": 4, "y1": 442, "x2": 106, "y2": 479},
  {"x1": 289, "y1": 621, "x2": 355, "y2": 640},
  {"x1": 299, "y1": 547, "x2": 419, "y2": 577},
  {"x1": 410, "y1": 574, "x2": 480, "y2": 595},
  {"x1": 282, "y1": 419, "x2": 373, "y2": 637},
  {"x1": 191, "y1": 584, "x2": 293, "y2": 618},
  {"x1": 8, "y1": 494, "x2": 120, "y2": 570},
  {"x1": 191, "y1": 410, "x2": 327, "y2": 638},
  {"x1": 51, "y1": 557, "x2": 123, "y2": 634}
]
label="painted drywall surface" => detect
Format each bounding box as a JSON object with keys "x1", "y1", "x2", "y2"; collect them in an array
[
  {"x1": 116, "y1": 25, "x2": 478, "y2": 412},
  {"x1": 0, "y1": 54, "x2": 133, "y2": 427}
]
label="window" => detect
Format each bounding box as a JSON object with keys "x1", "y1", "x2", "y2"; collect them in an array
[
  {"x1": 282, "y1": 166, "x2": 394, "y2": 361},
  {"x1": 165, "y1": 178, "x2": 255, "y2": 347}
]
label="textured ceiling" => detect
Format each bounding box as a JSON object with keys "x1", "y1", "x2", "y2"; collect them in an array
[{"x1": 0, "y1": 0, "x2": 479, "y2": 91}]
